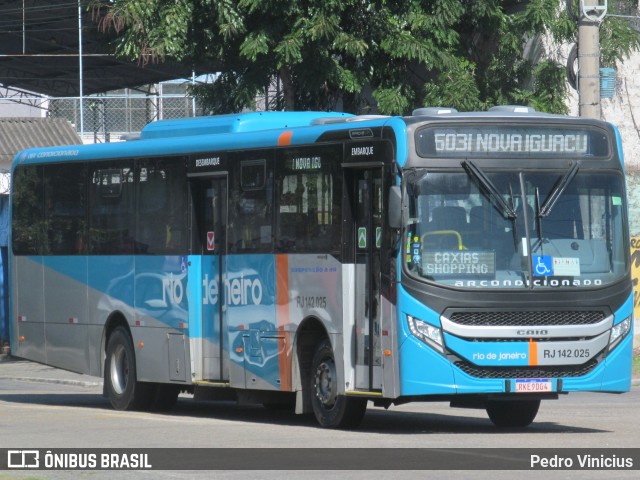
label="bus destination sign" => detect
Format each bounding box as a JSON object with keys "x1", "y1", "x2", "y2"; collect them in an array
[
  {"x1": 416, "y1": 126, "x2": 609, "y2": 158},
  {"x1": 422, "y1": 251, "x2": 496, "y2": 277},
  {"x1": 188, "y1": 152, "x2": 227, "y2": 175}
]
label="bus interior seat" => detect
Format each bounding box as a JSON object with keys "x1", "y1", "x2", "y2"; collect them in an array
[
  {"x1": 468, "y1": 205, "x2": 486, "y2": 231},
  {"x1": 430, "y1": 206, "x2": 467, "y2": 232},
  {"x1": 425, "y1": 206, "x2": 467, "y2": 249},
  {"x1": 468, "y1": 204, "x2": 491, "y2": 248}
]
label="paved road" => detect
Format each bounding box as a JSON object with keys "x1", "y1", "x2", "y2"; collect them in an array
[{"x1": 0, "y1": 357, "x2": 639, "y2": 480}]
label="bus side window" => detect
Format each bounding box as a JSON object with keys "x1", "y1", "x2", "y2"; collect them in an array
[
  {"x1": 12, "y1": 165, "x2": 45, "y2": 255},
  {"x1": 227, "y1": 157, "x2": 273, "y2": 253},
  {"x1": 44, "y1": 163, "x2": 87, "y2": 254},
  {"x1": 276, "y1": 146, "x2": 341, "y2": 255},
  {"x1": 136, "y1": 158, "x2": 189, "y2": 255},
  {"x1": 88, "y1": 161, "x2": 136, "y2": 254}
]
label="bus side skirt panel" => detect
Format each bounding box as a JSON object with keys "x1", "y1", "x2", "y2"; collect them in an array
[
  {"x1": 12, "y1": 256, "x2": 46, "y2": 364},
  {"x1": 43, "y1": 256, "x2": 90, "y2": 374}
]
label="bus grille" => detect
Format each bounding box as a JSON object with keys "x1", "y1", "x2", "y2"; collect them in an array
[
  {"x1": 447, "y1": 310, "x2": 606, "y2": 327},
  {"x1": 454, "y1": 358, "x2": 599, "y2": 379}
]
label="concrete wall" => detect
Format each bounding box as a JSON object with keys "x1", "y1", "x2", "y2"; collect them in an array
[{"x1": 567, "y1": 50, "x2": 640, "y2": 349}]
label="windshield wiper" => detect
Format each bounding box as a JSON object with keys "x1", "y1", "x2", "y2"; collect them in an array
[
  {"x1": 532, "y1": 187, "x2": 544, "y2": 250},
  {"x1": 537, "y1": 162, "x2": 579, "y2": 218},
  {"x1": 462, "y1": 160, "x2": 520, "y2": 249},
  {"x1": 461, "y1": 160, "x2": 517, "y2": 220}
]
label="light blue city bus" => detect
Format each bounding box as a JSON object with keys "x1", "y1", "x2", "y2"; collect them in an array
[{"x1": 9, "y1": 106, "x2": 633, "y2": 428}]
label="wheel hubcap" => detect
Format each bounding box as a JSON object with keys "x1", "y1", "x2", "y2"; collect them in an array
[
  {"x1": 110, "y1": 344, "x2": 129, "y2": 395},
  {"x1": 314, "y1": 358, "x2": 337, "y2": 408}
]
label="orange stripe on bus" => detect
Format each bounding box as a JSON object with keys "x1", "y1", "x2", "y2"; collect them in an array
[
  {"x1": 528, "y1": 341, "x2": 538, "y2": 366},
  {"x1": 276, "y1": 254, "x2": 292, "y2": 391},
  {"x1": 278, "y1": 130, "x2": 293, "y2": 146}
]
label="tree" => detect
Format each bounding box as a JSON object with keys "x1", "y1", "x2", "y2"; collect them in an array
[{"x1": 90, "y1": 0, "x2": 640, "y2": 115}]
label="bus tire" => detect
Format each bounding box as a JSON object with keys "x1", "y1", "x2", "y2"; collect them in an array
[
  {"x1": 105, "y1": 327, "x2": 154, "y2": 411},
  {"x1": 486, "y1": 399, "x2": 540, "y2": 428},
  {"x1": 310, "y1": 339, "x2": 367, "y2": 429}
]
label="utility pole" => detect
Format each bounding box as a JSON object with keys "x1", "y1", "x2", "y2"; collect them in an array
[
  {"x1": 78, "y1": 0, "x2": 85, "y2": 139},
  {"x1": 578, "y1": 1, "x2": 607, "y2": 119}
]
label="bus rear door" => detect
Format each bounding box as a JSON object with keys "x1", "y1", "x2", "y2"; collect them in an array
[{"x1": 189, "y1": 176, "x2": 229, "y2": 382}]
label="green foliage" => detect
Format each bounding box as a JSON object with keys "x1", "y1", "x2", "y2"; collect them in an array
[
  {"x1": 423, "y1": 65, "x2": 483, "y2": 112},
  {"x1": 600, "y1": 17, "x2": 640, "y2": 67},
  {"x1": 92, "y1": 0, "x2": 195, "y2": 63},
  {"x1": 190, "y1": 72, "x2": 258, "y2": 113},
  {"x1": 373, "y1": 86, "x2": 414, "y2": 116},
  {"x1": 91, "y1": 0, "x2": 640, "y2": 115},
  {"x1": 518, "y1": 60, "x2": 570, "y2": 114}
]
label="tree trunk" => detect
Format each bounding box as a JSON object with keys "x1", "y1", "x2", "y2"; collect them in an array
[
  {"x1": 342, "y1": 91, "x2": 357, "y2": 115},
  {"x1": 279, "y1": 66, "x2": 296, "y2": 111}
]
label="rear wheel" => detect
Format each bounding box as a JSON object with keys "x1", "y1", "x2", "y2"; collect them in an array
[
  {"x1": 310, "y1": 339, "x2": 367, "y2": 429},
  {"x1": 486, "y1": 399, "x2": 540, "y2": 428},
  {"x1": 105, "y1": 327, "x2": 154, "y2": 411}
]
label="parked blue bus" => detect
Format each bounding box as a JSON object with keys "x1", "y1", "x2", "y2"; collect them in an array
[{"x1": 10, "y1": 106, "x2": 633, "y2": 428}]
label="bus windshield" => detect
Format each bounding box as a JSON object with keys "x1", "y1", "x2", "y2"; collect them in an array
[{"x1": 404, "y1": 167, "x2": 628, "y2": 289}]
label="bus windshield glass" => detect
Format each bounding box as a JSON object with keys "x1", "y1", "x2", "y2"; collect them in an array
[{"x1": 404, "y1": 167, "x2": 627, "y2": 289}]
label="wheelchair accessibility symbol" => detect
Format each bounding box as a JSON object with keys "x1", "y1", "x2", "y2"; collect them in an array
[{"x1": 533, "y1": 255, "x2": 553, "y2": 276}]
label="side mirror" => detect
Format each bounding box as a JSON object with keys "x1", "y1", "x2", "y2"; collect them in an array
[{"x1": 388, "y1": 185, "x2": 402, "y2": 229}]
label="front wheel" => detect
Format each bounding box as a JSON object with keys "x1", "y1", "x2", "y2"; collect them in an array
[
  {"x1": 486, "y1": 399, "x2": 540, "y2": 428},
  {"x1": 104, "y1": 327, "x2": 154, "y2": 411},
  {"x1": 310, "y1": 339, "x2": 367, "y2": 429}
]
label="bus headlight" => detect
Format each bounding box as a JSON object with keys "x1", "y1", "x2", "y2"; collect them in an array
[
  {"x1": 609, "y1": 316, "x2": 631, "y2": 349},
  {"x1": 407, "y1": 315, "x2": 443, "y2": 352}
]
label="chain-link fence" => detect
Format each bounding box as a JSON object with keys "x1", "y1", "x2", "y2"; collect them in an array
[
  {"x1": 46, "y1": 80, "x2": 276, "y2": 144},
  {"x1": 49, "y1": 81, "x2": 209, "y2": 144}
]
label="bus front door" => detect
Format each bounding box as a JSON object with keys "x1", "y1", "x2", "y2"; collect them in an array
[
  {"x1": 189, "y1": 176, "x2": 229, "y2": 382},
  {"x1": 350, "y1": 168, "x2": 383, "y2": 391}
]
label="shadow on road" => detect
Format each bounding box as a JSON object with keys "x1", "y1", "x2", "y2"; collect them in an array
[{"x1": 0, "y1": 390, "x2": 609, "y2": 435}]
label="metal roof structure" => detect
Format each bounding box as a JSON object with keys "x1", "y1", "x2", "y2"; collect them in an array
[
  {"x1": 0, "y1": 117, "x2": 80, "y2": 166},
  {"x1": 0, "y1": 0, "x2": 208, "y2": 99}
]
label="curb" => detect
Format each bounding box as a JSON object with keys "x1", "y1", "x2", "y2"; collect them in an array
[{"x1": 0, "y1": 375, "x2": 102, "y2": 387}]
